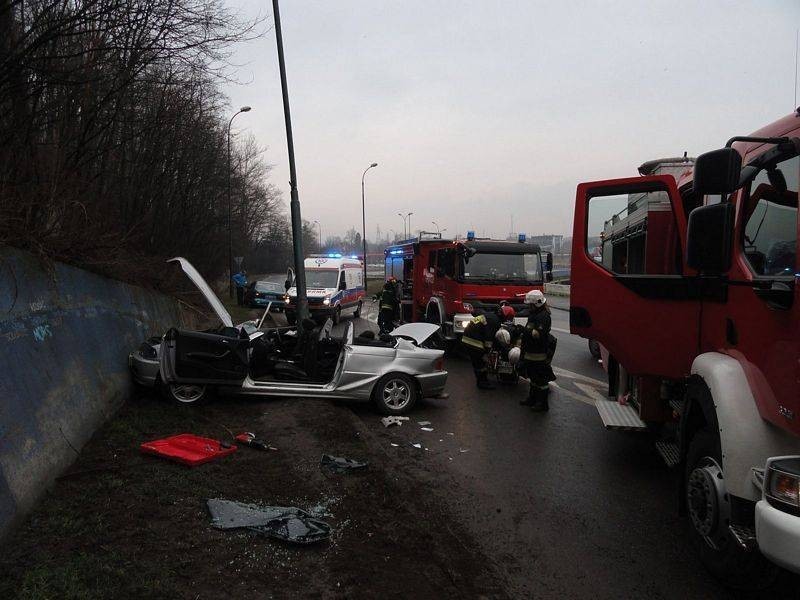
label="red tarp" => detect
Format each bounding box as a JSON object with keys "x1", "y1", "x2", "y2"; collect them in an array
[{"x1": 140, "y1": 433, "x2": 237, "y2": 467}]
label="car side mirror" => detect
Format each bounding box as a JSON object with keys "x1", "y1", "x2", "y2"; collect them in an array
[
  {"x1": 693, "y1": 148, "x2": 742, "y2": 196},
  {"x1": 686, "y1": 202, "x2": 735, "y2": 274}
]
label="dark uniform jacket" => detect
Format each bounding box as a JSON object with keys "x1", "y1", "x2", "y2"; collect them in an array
[
  {"x1": 378, "y1": 287, "x2": 398, "y2": 312},
  {"x1": 521, "y1": 309, "x2": 551, "y2": 361},
  {"x1": 462, "y1": 312, "x2": 501, "y2": 351}
]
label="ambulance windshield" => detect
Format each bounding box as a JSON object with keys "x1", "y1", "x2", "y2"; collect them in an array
[
  {"x1": 462, "y1": 252, "x2": 542, "y2": 282},
  {"x1": 306, "y1": 269, "x2": 340, "y2": 288}
]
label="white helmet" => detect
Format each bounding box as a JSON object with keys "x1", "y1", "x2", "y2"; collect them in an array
[
  {"x1": 508, "y1": 347, "x2": 521, "y2": 365},
  {"x1": 525, "y1": 289, "x2": 546, "y2": 307},
  {"x1": 495, "y1": 328, "x2": 511, "y2": 347}
]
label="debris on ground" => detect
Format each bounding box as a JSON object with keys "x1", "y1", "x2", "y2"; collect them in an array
[
  {"x1": 390, "y1": 443, "x2": 400, "y2": 447},
  {"x1": 421, "y1": 427, "x2": 434, "y2": 432},
  {"x1": 320, "y1": 454, "x2": 368, "y2": 474},
  {"x1": 459, "y1": 449, "x2": 469, "y2": 453},
  {"x1": 235, "y1": 431, "x2": 278, "y2": 451},
  {"x1": 418, "y1": 421, "x2": 431, "y2": 426},
  {"x1": 208, "y1": 499, "x2": 303, "y2": 529},
  {"x1": 411, "y1": 443, "x2": 422, "y2": 449},
  {"x1": 253, "y1": 515, "x2": 332, "y2": 545},
  {"x1": 381, "y1": 416, "x2": 410, "y2": 427},
  {"x1": 207, "y1": 499, "x2": 332, "y2": 544},
  {"x1": 140, "y1": 433, "x2": 236, "y2": 467}
]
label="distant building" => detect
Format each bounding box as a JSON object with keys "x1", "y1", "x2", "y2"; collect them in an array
[{"x1": 527, "y1": 234, "x2": 565, "y2": 253}]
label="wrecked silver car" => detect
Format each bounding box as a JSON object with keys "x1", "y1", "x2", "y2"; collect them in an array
[{"x1": 130, "y1": 258, "x2": 448, "y2": 414}]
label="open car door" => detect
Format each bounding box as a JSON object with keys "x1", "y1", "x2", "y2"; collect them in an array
[
  {"x1": 160, "y1": 327, "x2": 249, "y2": 385},
  {"x1": 570, "y1": 175, "x2": 700, "y2": 379}
]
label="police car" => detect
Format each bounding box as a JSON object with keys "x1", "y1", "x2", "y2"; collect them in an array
[{"x1": 285, "y1": 255, "x2": 366, "y2": 324}]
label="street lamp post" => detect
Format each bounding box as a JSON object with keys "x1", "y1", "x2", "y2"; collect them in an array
[
  {"x1": 227, "y1": 106, "x2": 251, "y2": 299},
  {"x1": 271, "y1": 0, "x2": 310, "y2": 326},
  {"x1": 313, "y1": 220, "x2": 322, "y2": 252},
  {"x1": 397, "y1": 213, "x2": 407, "y2": 238},
  {"x1": 432, "y1": 220, "x2": 440, "y2": 235},
  {"x1": 361, "y1": 162, "x2": 377, "y2": 290},
  {"x1": 407, "y1": 212, "x2": 413, "y2": 239}
]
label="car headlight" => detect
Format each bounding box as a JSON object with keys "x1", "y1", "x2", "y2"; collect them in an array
[
  {"x1": 765, "y1": 457, "x2": 800, "y2": 513},
  {"x1": 284, "y1": 295, "x2": 291, "y2": 303},
  {"x1": 137, "y1": 342, "x2": 158, "y2": 360},
  {"x1": 323, "y1": 296, "x2": 331, "y2": 305}
]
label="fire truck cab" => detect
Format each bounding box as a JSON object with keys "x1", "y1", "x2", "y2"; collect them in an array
[
  {"x1": 384, "y1": 232, "x2": 553, "y2": 339},
  {"x1": 571, "y1": 111, "x2": 800, "y2": 584}
]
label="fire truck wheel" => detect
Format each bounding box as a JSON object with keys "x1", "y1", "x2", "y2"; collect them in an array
[
  {"x1": 373, "y1": 373, "x2": 418, "y2": 415},
  {"x1": 684, "y1": 428, "x2": 777, "y2": 590}
]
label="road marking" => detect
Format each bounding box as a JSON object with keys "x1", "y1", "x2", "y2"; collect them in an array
[
  {"x1": 574, "y1": 382, "x2": 610, "y2": 403},
  {"x1": 553, "y1": 366, "x2": 606, "y2": 388},
  {"x1": 551, "y1": 382, "x2": 595, "y2": 406}
]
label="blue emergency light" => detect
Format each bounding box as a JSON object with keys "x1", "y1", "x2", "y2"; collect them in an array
[
  {"x1": 390, "y1": 249, "x2": 403, "y2": 255},
  {"x1": 518, "y1": 233, "x2": 526, "y2": 243},
  {"x1": 351, "y1": 255, "x2": 359, "y2": 259},
  {"x1": 327, "y1": 253, "x2": 342, "y2": 258},
  {"x1": 467, "y1": 230, "x2": 475, "y2": 241}
]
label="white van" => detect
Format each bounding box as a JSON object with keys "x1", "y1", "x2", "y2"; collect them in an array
[{"x1": 285, "y1": 255, "x2": 365, "y2": 324}]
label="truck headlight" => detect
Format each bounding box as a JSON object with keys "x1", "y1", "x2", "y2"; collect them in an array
[
  {"x1": 323, "y1": 296, "x2": 331, "y2": 305},
  {"x1": 453, "y1": 317, "x2": 471, "y2": 332},
  {"x1": 283, "y1": 295, "x2": 291, "y2": 303},
  {"x1": 765, "y1": 457, "x2": 800, "y2": 513}
]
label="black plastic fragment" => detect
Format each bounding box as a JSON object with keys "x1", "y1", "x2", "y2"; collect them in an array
[{"x1": 320, "y1": 454, "x2": 368, "y2": 474}]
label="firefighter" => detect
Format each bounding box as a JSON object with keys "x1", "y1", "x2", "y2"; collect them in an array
[
  {"x1": 461, "y1": 305, "x2": 511, "y2": 390},
  {"x1": 377, "y1": 278, "x2": 399, "y2": 334},
  {"x1": 518, "y1": 290, "x2": 556, "y2": 411}
]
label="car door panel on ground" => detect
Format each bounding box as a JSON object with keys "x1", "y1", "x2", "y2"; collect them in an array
[{"x1": 570, "y1": 175, "x2": 699, "y2": 379}]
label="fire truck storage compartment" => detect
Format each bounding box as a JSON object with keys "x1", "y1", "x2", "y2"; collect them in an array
[{"x1": 385, "y1": 246, "x2": 414, "y2": 322}]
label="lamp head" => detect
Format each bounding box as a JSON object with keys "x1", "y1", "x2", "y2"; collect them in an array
[{"x1": 240, "y1": 106, "x2": 252, "y2": 112}]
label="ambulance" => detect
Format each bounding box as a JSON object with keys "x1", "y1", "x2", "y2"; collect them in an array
[{"x1": 284, "y1": 254, "x2": 365, "y2": 324}]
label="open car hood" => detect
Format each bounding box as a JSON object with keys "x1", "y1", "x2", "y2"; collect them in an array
[
  {"x1": 167, "y1": 257, "x2": 233, "y2": 328},
  {"x1": 390, "y1": 322, "x2": 440, "y2": 345}
]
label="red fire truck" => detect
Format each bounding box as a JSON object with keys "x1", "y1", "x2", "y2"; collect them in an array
[
  {"x1": 384, "y1": 232, "x2": 553, "y2": 339},
  {"x1": 571, "y1": 111, "x2": 800, "y2": 585}
]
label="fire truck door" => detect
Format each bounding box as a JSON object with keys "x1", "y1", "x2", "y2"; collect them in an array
[{"x1": 571, "y1": 175, "x2": 699, "y2": 379}]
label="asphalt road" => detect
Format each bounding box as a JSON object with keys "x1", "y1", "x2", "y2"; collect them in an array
[{"x1": 339, "y1": 302, "x2": 741, "y2": 599}]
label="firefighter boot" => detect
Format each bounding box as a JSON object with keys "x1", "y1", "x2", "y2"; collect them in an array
[
  {"x1": 529, "y1": 387, "x2": 550, "y2": 412},
  {"x1": 519, "y1": 387, "x2": 537, "y2": 406},
  {"x1": 476, "y1": 371, "x2": 496, "y2": 390}
]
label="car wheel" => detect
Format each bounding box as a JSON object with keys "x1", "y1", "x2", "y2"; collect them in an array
[
  {"x1": 333, "y1": 306, "x2": 341, "y2": 325},
  {"x1": 685, "y1": 428, "x2": 777, "y2": 590},
  {"x1": 164, "y1": 383, "x2": 212, "y2": 406},
  {"x1": 286, "y1": 311, "x2": 296, "y2": 325},
  {"x1": 373, "y1": 373, "x2": 418, "y2": 415},
  {"x1": 354, "y1": 300, "x2": 362, "y2": 318}
]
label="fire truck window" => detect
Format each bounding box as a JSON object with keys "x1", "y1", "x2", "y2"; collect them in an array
[
  {"x1": 436, "y1": 249, "x2": 455, "y2": 277},
  {"x1": 742, "y1": 155, "x2": 798, "y2": 277},
  {"x1": 588, "y1": 190, "x2": 680, "y2": 275}
]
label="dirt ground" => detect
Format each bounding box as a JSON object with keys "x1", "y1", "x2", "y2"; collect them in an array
[{"x1": 0, "y1": 392, "x2": 507, "y2": 599}]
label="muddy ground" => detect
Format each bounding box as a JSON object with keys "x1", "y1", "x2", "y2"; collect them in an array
[{"x1": 0, "y1": 393, "x2": 507, "y2": 599}]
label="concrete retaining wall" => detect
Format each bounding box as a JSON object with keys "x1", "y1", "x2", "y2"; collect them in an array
[{"x1": 0, "y1": 247, "x2": 182, "y2": 538}]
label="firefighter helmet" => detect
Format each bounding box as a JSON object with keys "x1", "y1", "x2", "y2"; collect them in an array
[
  {"x1": 495, "y1": 328, "x2": 511, "y2": 346},
  {"x1": 499, "y1": 304, "x2": 516, "y2": 320},
  {"x1": 525, "y1": 290, "x2": 546, "y2": 307}
]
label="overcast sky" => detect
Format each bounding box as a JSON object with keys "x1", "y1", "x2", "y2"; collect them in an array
[{"x1": 222, "y1": 0, "x2": 800, "y2": 241}]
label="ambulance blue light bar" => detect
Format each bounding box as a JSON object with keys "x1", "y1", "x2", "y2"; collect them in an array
[
  {"x1": 467, "y1": 231, "x2": 475, "y2": 241},
  {"x1": 389, "y1": 249, "x2": 403, "y2": 255},
  {"x1": 327, "y1": 253, "x2": 342, "y2": 258},
  {"x1": 518, "y1": 233, "x2": 526, "y2": 243}
]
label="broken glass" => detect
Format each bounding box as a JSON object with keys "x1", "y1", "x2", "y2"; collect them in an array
[{"x1": 320, "y1": 454, "x2": 368, "y2": 474}]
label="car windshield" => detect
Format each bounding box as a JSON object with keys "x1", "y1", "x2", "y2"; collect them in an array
[
  {"x1": 255, "y1": 281, "x2": 281, "y2": 293},
  {"x1": 306, "y1": 269, "x2": 339, "y2": 288},
  {"x1": 462, "y1": 252, "x2": 542, "y2": 282}
]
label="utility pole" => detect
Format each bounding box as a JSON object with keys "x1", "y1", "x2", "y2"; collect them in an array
[
  {"x1": 361, "y1": 162, "x2": 378, "y2": 291},
  {"x1": 272, "y1": 0, "x2": 309, "y2": 325}
]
